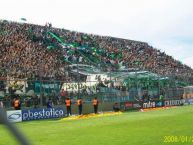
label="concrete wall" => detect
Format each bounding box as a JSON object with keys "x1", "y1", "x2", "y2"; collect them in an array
[{"x1": 70, "y1": 102, "x2": 115, "y2": 114}]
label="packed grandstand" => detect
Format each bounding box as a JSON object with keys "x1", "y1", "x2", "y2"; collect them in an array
[
  {"x1": 0, "y1": 19, "x2": 193, "y2": 80},
  {"x1": 0, "y1": 19, "x2": 193, "y2": 109}
]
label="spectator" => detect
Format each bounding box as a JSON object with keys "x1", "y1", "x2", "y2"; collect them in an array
[
  {"x1": 60, "y1": 89, "x2": 67, "y2": 102},
  {"x1": 92, "y1": 97, "x2": 99, "y2": 114},
  {"x1": 47, "y1": 98, "x2": 53, "y2": 108},
  {"x1": 113, "y1": 102, "x2": 120, "y2": 112},
  {"x1": 13, "y1": 97, "x2": 21, "y2": 110},
  {"x1": 77, "y1": 98, "x2": 83, "y2": 115},
  {"x1": 65, "y1": 97, "x2": 72, "y2": 116},
  {"x1": 32, "y1": 95, "x2": 39, "y2": 109}
]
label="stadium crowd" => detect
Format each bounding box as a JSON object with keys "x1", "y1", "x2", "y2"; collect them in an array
[{"x1": 0, "y1": 19, "x2": 193, "y2": 82}]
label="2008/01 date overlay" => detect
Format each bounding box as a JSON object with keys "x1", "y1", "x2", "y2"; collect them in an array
[{"x1": 163, "y1": 136, "x2": 193, "y2": 143}]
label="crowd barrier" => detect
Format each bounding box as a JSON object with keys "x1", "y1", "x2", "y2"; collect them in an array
[
  {"x1": 6, "y1": 107, "x2": 66, "y2": 122},
  {"x1": 120, "y1": 99, "x2": 185, "y2": 111},
  {"x1": 6, "y1": 98, "x2": 187, "y2": 123}
]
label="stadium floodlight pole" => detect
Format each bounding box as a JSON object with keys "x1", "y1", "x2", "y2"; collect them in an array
[{"x1": 0, "y1": 109, "x2": 32, "y2": 145}]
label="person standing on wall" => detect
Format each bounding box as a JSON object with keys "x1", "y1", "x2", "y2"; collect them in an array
[
  {"x1": 65, "y1": 97, "x2": 71, "y2": 116},
  {"x1": 92, "y1": 97, "x2": 99, "y2": 114},
  {"x1": 77, "y1": 98, "x2": 83, "y2": 115}
]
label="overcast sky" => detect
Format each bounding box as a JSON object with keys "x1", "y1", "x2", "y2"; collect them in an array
[{"x1": 0, "y1": 0, "x2": 193, "y2": 68}]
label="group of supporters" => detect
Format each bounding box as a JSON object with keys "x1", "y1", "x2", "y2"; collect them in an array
[
  {"x1": 0, "y1": 20, "x2": 193, "y2": 83},
  {"x1": 64, "y1": 97, "x2": 99, "y2": 116},
  {"x1": 11, "y1": 96, "x2": 100, "y2": 116}
]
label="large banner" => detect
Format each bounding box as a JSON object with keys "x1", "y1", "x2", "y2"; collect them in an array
[
  {"x1": 120, "y1": 101, "x2": 134, "y2": 110},
  {"x1": 34, "y1": 82, "x2": 60, "y2": 95},
  {"x1": 121, "y1": 99, "x2": 184, "y2": 110},
  {"x1": 121, "y1": 101, "x2": 160, "y2": 110},
  {"x1": 164, "y1": 99, "x2": 184, "y2": 106},
  {"x1": 22, "y1": 108, "x2": 66, "y2": 121},
  {"x1": 7, "y1": 110, "x2": 22, "y2": 123},
  {"x1": 6, "y1": 78, "x2": 28, "y2": 94},
  {"x1": 184, "y1": 98, "x2": 193, "y2": 105},
  {"x1": 61, "y1": 82, "x2": 97, "y2": 92}
]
